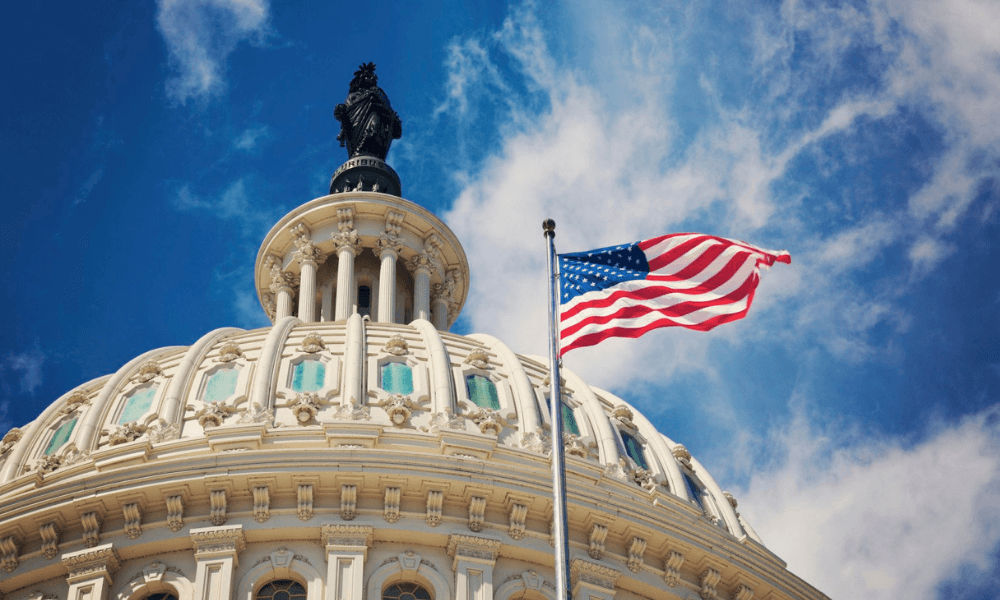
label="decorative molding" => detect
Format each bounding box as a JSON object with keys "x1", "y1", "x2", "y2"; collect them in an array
[
  {"x1": 426, "y1": 490, "x2": 443, "y2": 526},
  {"x1": 384, "y1": 487, "x2": 401, "y2": 523},
  {"x1": 700, "y1": 567, "x2": 722, "y2": 600},
  {"x1": 290, "y1": 392, "x2": 322, "y2": 424},
  {"x1": 266, "y1": 255, "x2": 298, "y2": 295},
  {"x1": 463, "y1": 348, "x2": 489, "y2": 370},
  {"x1": 190, "y1": 401, "x2": 234, "y2": 427},
  {"x1": 62, "y1": 544, "x2": 120, "y2": 581},
  {"x1": 611, "y1": 404, "x2": 635, "y2": 428},
  {"x1": 23, "y1": 591, "x2": 60, "y2": 600},
  {"x1": 469, "y1": 408, "x2": 503, "y2": 436},
  {"x1": 733, "y1": 584, "x2": 754, "y2": 600},
  {"x1": 216, "y1": 342, "x2": 244, "y2": 362},
  {"x1": 321, "y1": 524, "x2": 373, "y2": 548},
  {"x1": 631, "y1": 467, "x2": 658, "y2": 492},
  {"x1": 134, "y1": 360, "x2": 162, "y2": 383},
  {"x1": 1, "y1": 536, "x2": 18, "y2": 573},
  {"x1": 190, "y1": 524, "x2": 245, "y2": 556},
  {"x1": 297, "y1": 484, "x2": 314, "y2": 521},
  {"x1": 165, "y1": 494, "x2": 185, "y2": 532},
  {"x1": 398, "y1": 550, "x2": 421, "y2": 571},
  {"x1": 209, "y1": 489, "x2": 227, "y2": 526},
  {"x1": 468, "y1": 496, "x2": 487, "y2": 532},
  {"x1": 565, "y1": 433, "x2": 592, "y2": 458},
  {"x1": 626, "y1": 537, "x2": 647, "y2": 573},
  {"x1": 292, "y1": 224, "x2": 326, "y2": 266},
  {"x1": 253, "y1": 486, "x2": 270, "y2": 523},
  {"x1": 518, "y1": 430, "x2": 549, "y2": 454},
  {"x1": 426, "y1": 410, "x2": 464, "y2": 433},
  {"x1": 446, "y1": 534, "x2": 501, "y2": 563},
  {"x1": 588, "y1": 523, "x2": 608, "y2": 560},
  {"x1": 382, "y1": 334, "x2": 409, "y2": 356},
  {"x1": 382, "y1": 394, "x2": 414, "y2": 426},
  {"x1": 237, "y1": 402, "x2": 274, "y2": 426},
  {"x1": 341, "y1": 485, "x2": 357, "y2": 521},
  {"x1": 0, "y1": 427, "x2": 23, "y2": 456},
  {"x1": 81, "y1": 512, "x2": 102, "y2": 548},
  {"x1": 299, "y1": 332, "x2": 326, "y2": 353},
  {"x1": 334, "y1": 397, "x2": 371, "y2": 421},
  {"x1": 672, "y1": 444, "x2": 692, "y2": 468},
  {"x1": 570, "y1": 557, "x2": 620, "y2": 591},
  {"x1": 507, "y1": 503, "x2": 527, "y2": 540},
  {"x1": 59, "y1": 391, "x2": 91, "y2": 416},
  {"x1": 147, "y1": 419, "x2": 180, "y2": 443},
  {"x1": 39, "y1": 522, "x2": 60, "y2": 559},
  {"x1": 123, "y1": 503, "x2": 143, "y2": 540},
  {"x1": 406, "y1": 251, "x2": 437, "y2": 277},
  {"x1": 106, "y1": 421, "x2": 147, "y2": 446},
  {"x1": 663, "y1": 550, "x2": 684, "y2": 587}
]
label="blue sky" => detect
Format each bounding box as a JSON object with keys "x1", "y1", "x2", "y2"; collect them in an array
[{"x1": 2, "y1": 1, "x2": 999, "y2": 597}]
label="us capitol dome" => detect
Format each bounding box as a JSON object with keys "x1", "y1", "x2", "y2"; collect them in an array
[{"x1": 0, "y1": 64, "x2": 828, "y2": 600}]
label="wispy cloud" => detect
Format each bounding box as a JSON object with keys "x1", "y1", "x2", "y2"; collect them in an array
[
  {"x1": 1, "y1": 341, "x2": 46, "y2": 397},
  {"x1": 736, "y1": 401, "x2": 1000, "y2": 600},
  {"x1": 156, "y1": 0, "x2": 271, "y2": 104},
  {"x1": 233, "y1": 124, "x2": 270, "y2": 151}
]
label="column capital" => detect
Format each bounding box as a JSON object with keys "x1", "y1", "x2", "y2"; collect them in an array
[
  {"x1": 190, "y1": 524, "x2": 246, "y2": 559},
  {"x1": 321, "y1": 524, "x2": 373, "y2": 549},
  {"x1": 407, "y1": 251, "x2": 438, "y2": 275},
  {"x1": 61, "y1": 543, "x2": 120, "y2": 584},
  {"x1": 376, "y1": 233, "x2": 404, "y2": 260},
  {"x1": 293, "y1": 223, "x2": 326, "y2": 266},
  {"x1": 266, "y1": 255, "x2": 297, "y2": 295},
  {"x1": 332, "y1": 230, "x2": 361, "y2": 256},
  {"x1": 570, "y1": 557, "x2": 620, "y2": 592},
  {"x1": 446, "y1": 534, "x2": 501, "y2": 568}
]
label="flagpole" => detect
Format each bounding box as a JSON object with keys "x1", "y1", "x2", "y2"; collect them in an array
[{"x1": 543, "y1": 218, "x2": 572, "y2": 600}]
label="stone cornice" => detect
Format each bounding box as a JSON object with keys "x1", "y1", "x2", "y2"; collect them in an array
[
  {"x1": 190, "y1": 524, "x2": 245, "y2": 556},
  {"x1": 447, "y1": 534, "x2": 501, "y2": 566},
  {"x1": 321, "y1": 524, "x2": 373, "y2": 548},
  {"x1": 570, "y1": 557, "x2": 620, "y2": 591},
  {"x1": 61, "y1": 543, "x2": 120, "y2": 582}
]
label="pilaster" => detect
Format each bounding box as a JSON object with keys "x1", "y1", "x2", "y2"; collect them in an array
[
  {"x1": 446, "y1": 534, "x2": 501, "y2": 600},
  {"x1": 570, "y1": 557, "x2": 620, "y2": 600},
  {"x1": 190, "y1": 524, "x2": 246, "y2": 600},
  {"x1": 321, "y1": 524, "x2": 373, "y2": 600},
  {"x1": 61, "y1": 543, "x2": 121, "y2": 600}
]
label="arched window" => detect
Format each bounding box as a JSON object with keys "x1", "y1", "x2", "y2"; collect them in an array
[
  {"x1": 358, "y1": 285, "x2": 372, "y2": 317},
  {"x1": 119, "y1": 385, "x2": 158, "y2": 424},
  {"x1": 143, "y1": 594, "x2": 178, "y2": 600},
  {"x1": 683, "y1": 472, "x2": 705, "y2": 511},
  {"x1": 257, "y1": 580, "x2": 307, "y2": 600},
  {"x1": 383, "y1": 583, "x2": 432, "y2": 600},
  {"x1": 381, "y1": 362, "x2": 413, "y2": 395},
  {"x1": 620, "y1": 431, "x2": 649, "y2": 470},
  {"x1": 45, "y1": 417, "x2": 77, "y2": 455},
  {"x1": 203, "y1": 367, "x2": 238, "y2": 402},
  {"x1": 465, "y1": 374, "x2": 500, "y2": 410},
  {"x1": 545, "y1": 397, "x2": 580, "y2": 436},
  {"x1": 292, "y1": 360, "x2": 325, "y2": 392}
]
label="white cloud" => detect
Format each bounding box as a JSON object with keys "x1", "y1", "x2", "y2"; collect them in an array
[
  {"x1": 1, "y1": 342, "x2": 46, "y2": 396},
  {"x1": 234, "y1": 125, "x2": 269, "y2": 151},
  {"x1": 156, "y1": 0, "x2": 271, "y2": 104},
  {"x1": 736, "y1": 403, "x2": 1000, "y2": 600}
]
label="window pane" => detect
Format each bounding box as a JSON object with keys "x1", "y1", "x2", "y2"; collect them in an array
[
  {"x1": 257, "y1": 580, "x2": 306, "y2": 600},
  {"x1": 145, "y1": 594, "x2": 178, "y2": 600},
  {"x1": 383, "y1": 583, "x2": 431, "y2": 600},
  {"x1": 381, "y1": 363, "x2": 414, "y2": 395},
  {"x1": 45, "y1": 418, "x2": 77, "y2": 455},
  {"x1": 465, "y1": 375, "x2": 500, "y2": 410},
  {"x1": 204, "y1": 368, "x2": 238, "y2": 402},
  {"x1": 545, "y1": 397, "x2": 580, "y2": 436},
  {"x1": 621, "y1": 431, "x2": 649, "y2": 469},
  {"x1": 119, "y1": 386, "x2": 158, "y2": 424},
  {"x1": 292, "y1": 360, "x2": 325, "y2": 392},
  {"x1": 684, "y1": 473, "x2": 705, "y2": 510}
]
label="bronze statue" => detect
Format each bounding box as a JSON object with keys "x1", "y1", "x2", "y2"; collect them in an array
[{"x1": 334, "y1": 63, "x2": 402, "y2": 160}]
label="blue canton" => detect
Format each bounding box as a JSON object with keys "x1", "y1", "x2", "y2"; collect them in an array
[{"x1": 558, "y1": 242, "x2": 649, "y2": 304}]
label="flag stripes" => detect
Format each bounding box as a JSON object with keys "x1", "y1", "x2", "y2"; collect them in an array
[{"x1": 558, "y1": 233, "x2": 789, "y2": 354}]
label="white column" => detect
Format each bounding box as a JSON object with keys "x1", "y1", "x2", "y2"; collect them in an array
[
  {"x1": 408, "y1": 253, "x2": 433, "y2": 322},
  {"x1": 267, "y1": 255, "x2": 296, "y2": 320},
  {"x1": 570, "y1": 558, "x2": 620, "y2": 600},
  {"x1": 190, "y1": 525, "x2": 245, "y2": 600},
  {"x1": 322, "y1": 524, "x2": 372, "y2": 600},
  {"x1": 62, "y1": 544, "x2": 121, "y2": 600},
  {"x1": 447, "y1": 535, "x2": 501, "y2": 600},
  {"x1": 334, "y1": 236, "x2": 360, "y2": 320},
  {"x1": 275, "y1": 285, "x2": 295, "y2": 319},
  {"x1": 376, "y1": 237, "x2": 401, "y2": 323},
  {"x1": 431, "y1": 284, "x2": 450, "y2": 330},
  {"x1": 321, "y1": 283, "x2": 334, "y2": 322},
  {"x1": 298, "y1": 258, "x2": 319, "y2": 322}
]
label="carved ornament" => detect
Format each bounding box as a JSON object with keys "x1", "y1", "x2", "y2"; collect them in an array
[
  {"x1": 290, "y1": 392, "x2": 322, "y2": 424},
  {"x1": 59, "y1": 391, "x2": 91, "y2": 415},
  {"x1": 299, "y1": 332, "x2": 325, "y2": 353},
  {"x1": 216, "y1": 342, "x2": 244, "y2": 362},
  {"x1": 382, "y1": 334, "x2": 409, "y2": 356},
  {"x1": 190, "y1": 525, "x2": 245, "y2": 555},
  {"x1": 147, "y1": 418, "x2": 180, "y2": 442},
  {"x1": 190, "y1": 402, "x2": 234, "y2": 427},
  {"x1": 61, "y1": 544, "x2": 120, "y2": 580},
  {"x1": 333, "y1": 397, "x2": 371, "y2": 421},
  {"x1": 0, "y1": 427, "x2": 23, "y2": 456},
  {"x1": 425, "y1": 410, "x2": 464, "y2": 433},
  {"x1": 469, "y1": 408, "x2": 504, "y2": 436},
  {"x1": 611, "y1": 404, "x2": 635, "y2": 428},
  {"x1": 672, "y1": 444, "x2": 692, "y2": 468},
  {"x1": 321, "y1": 524, "x2": 373, "y2": 547},
  {"x1": 106, "y1": 422, "x2": 147, "y2": 446},
  {"x1": 446, "y1": 534, "x2": 501, "y2": 563},
  {"x1": 236, "y1": 402, "x2": 274, "y2": 426},
  {"x1": 570, "y1": 558, "x2": 620, "y2": 591},
  {"x1": 134, "y1": 360, "x2": 162, "y2": 383},
  {"x1": 464, "y1": 348, "x2": 489, "y2": 370}
]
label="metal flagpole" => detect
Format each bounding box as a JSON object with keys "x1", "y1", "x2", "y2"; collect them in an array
[{"x1": 543, "y1": 218, "x2": 572, "y2": 600}]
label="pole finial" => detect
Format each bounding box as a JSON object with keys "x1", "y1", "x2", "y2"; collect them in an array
[{"x1": 543, "y1": 218, "x2": 556, "y2": 237}]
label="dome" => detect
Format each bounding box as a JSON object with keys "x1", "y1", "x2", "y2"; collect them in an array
[{"x1": 0, "y1": 67, "x2": 828, "y2": 600}]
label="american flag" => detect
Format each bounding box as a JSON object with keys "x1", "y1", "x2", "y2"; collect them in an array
[{"x1": 558, "y1": 233, "x2": 791, "y2": 354}]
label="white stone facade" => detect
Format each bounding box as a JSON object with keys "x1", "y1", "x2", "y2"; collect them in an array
[{"x1": 0, "y1": 189, "x2": 829, "y2": 600}]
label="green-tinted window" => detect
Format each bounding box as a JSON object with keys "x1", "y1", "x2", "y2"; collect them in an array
[
  {"x1": 381, "y1": 362, "x2": 414, "y2": 395},
  {"x1": 204, "y1": 368, "x2": 238, "y2": 402},
  {"x1": 621, "y1": 431, "x2": 649, "y2": 469},
  {"x1": 119, "y1": 386, "x2": 157, "y2": 424},
  {"x1": 383, "y1": 583, "x2": 431, "y2": 600},
  {"x1": 683, "y1": 473, "x2": 705, "y2": 510},
  {"x1": 256, "y1": 580, "x2": 306, "y2": 600},
  {"x1": 292, "y1": 360, "x2": 325, "y2": 392},
  {"x1": 45, "y1": 418, "x2": 77, "y2": 455},
  {"x1": 465, "y1": 375, "x2": 500, "y2": 410},
  {"x1": 545, "y1": 397, "x2": 580, "y2": 436}
]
